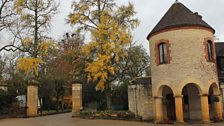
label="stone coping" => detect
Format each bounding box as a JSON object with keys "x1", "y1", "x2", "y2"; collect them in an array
[
  {"x1": 130, "y1": 76, "x2": 151, "y2": 85},
  {"x1": 28, "y1": 79, "x2": 39, "y2": 86}
]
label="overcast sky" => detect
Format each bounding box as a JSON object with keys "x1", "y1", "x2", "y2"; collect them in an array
[
  {"x1": 50, "y1": 0, "x2": 224, "y2": 53},
  {"x1": 1, "y1": 0, "x2": 224, "y2": 54}
]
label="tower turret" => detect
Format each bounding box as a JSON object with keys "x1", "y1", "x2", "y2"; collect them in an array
[{"x1": 147, "y1": 2, "x2": 222, "y2": 123}]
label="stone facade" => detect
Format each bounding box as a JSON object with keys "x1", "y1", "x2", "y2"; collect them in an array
[
  {"x1": 128, "y1": 77, "x2": 154, "y2": 120},
  {"x1": 148, "y1": 26, "x2": 223, "y2": 123},
  {"x1": 128, "y1": 2, "x2": 224, "y2": 123},
  {"x1": 72, "y1": 83, "x2": 82, "y2": 117},
  {"x1": 149, "y1": 28, "x2": 218, "y2": 96}
]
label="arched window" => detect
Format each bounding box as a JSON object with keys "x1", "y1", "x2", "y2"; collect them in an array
[
  {"x1": 207, "y1": 40, "x2": 213, "y2": 61},
  {"x1": 155, "y1": 39, "x2": 171, "y2": 65},
  {"x1": 158, "y1": 43, "x2": 167, "y2": 64}
]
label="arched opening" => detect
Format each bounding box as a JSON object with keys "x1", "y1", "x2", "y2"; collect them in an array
[
  {"x1": 208, "y1": 83, "x2": 220, "y2": 120},
  {"x1": 158, "y1": 85, "x2": 176, "y2": 121},
  {"x1": 182, "y1": 83, "x2": 202, "y2": 121}
]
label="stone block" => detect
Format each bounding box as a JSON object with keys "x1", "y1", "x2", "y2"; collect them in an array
[
  {"x1": 72, "y1": 83, "x2": 82, "y2": 117},
  {"x1": 27, "y1": 84, "x2": 38, "y2": 117}
]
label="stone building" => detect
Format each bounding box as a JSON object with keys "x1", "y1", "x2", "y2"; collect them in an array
[
  {"x1": 216, "y1": 43, "x2": 224, "y2": 83},
  {"x1": 128, "y1": 1, "x2": 223, "y2": 123},
  {"x1": 216, "y1": 43, "x2": 224, "y2": 103}
]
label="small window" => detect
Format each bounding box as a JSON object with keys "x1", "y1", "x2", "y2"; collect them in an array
[
  {"x1": 158, "y1": 43, "x2": 167, "y2": 64},
  {"x1": 207, "y1": 40, "x2": 213, "y2": 61}
]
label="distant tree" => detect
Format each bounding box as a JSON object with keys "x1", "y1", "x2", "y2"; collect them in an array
[
  {"x1": 1, "y1": 54, "x2": 27, "y2": 96},
  {"x1": 121, "y1": 45, "x2": 150, "y2": 81},
  {"x1": 0, "y1": 0, "x2": 15, "y2": 31},
  {"x1": 68, "y1": 0, "x2": 139, "y2": 109},
  {"x1": 0, "y1": 56, "x2": 5, "y2": 83},
  {"x1": 37, "y1": 32, "x2": 86, "y2": 112},
  {"x1": 0, "y1": 89, "x2": 17, "y2": 114},
  {"x1": 58, "y1": 33, "x2": 86, "y2": 82},
  {"x1": 111, "y1": 44, "x2": 150, "y2": 110}
]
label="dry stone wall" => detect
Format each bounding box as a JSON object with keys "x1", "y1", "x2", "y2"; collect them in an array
[{"x1": 128, "y1": 77, "x2": 154, "y2": 120}]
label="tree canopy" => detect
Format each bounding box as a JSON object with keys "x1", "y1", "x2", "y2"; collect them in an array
[
  {"x1": 68, "y1": 0, "x2": 140, "y2": 109},
  {"x1": 68, "y1": 0, "x2": 139, "y2": 91},
  {"x1": 12, "y1": 0, "x2": 59, "y2": 78}
]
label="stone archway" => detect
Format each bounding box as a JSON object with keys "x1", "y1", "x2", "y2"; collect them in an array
[
  {"x1": 182, "y1": 83, "x2": 202, "y2": 121},
  {"x1": 208, "y1": 83, "x2": 223, "y2": 120},
  {"x1": 158, "y1": 85, "x2": 176, "y2": 121}
]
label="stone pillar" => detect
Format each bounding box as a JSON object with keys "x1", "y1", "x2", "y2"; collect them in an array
[
  {"x1": 174, "y1": 95, "x2": 184, "y2": 123},
  {"x1": 200, "y1": 94, "x2": 210, "y2": 123},
  {"x1": 214, "y1": 95, "x2": 223, "y2": 120},
  {"x1": 27, "y1": 81, "x2": 38, "y2": 117},
  {"x1": 154, "y1": 96, "x2": 163, "y2": 123},
  {"x1": 72, "y1": 83, "x2": 82, "y2": 117}
]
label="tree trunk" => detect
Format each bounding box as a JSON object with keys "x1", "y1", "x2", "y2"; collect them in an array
[
  {"x1": 105, "y1": 89, "x2": 112, "y2": 110},
  {"x1": 47, "y1": 98, "x2": 50, "y2": 111},
  {"x1": 56, "y1": 96, "x2": 59, "y2": 112}
]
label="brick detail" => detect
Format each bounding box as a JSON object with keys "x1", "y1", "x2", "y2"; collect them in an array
[
  {"x1": 155, "y1": 39, "x2": 171, "y2": 65},
  {"x1": 204, "y1": 37, "x2": 216, "y2": 63}
]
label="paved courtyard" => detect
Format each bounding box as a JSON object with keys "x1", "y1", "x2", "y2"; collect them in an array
[{"x1": 0, "y1": 113, "x2": 224, "y2": 126}]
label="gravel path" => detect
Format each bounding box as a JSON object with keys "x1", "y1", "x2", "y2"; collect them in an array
[{"x1": 0, "y1": 113, "x2": 223, "y2": 126}]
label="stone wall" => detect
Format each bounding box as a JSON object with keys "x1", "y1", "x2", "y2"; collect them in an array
[{"x1": 128, "y1": 77, "x2": 154, "y2": 120}]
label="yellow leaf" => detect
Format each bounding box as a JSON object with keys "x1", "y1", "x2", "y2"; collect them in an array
[
  {"x1": 22, "y1": 37, "x2": 32, "y2": 46},
  {"x1": 96, "y1": 79, "x2": 105, "y2": 91},
  {"x1": 17, "y1": 57, "x2": 43, "y2": 76}
]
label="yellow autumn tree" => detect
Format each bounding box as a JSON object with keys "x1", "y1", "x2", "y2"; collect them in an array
[
  {"x1": 68, "y1": 0, "x2": 139, "y2": 109},
  {"x1": 17, "y1": 38, "x2": 56, "y2": 77},
  {"x1": 12, "y1": 0, "x2": 59, "y2": 78}
]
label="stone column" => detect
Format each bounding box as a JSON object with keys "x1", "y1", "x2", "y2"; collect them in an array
[
  {"x1": 72, "y1": 83, "x2": 82, "y2": 117},
  {"x1": 214, "y1": 95, "x2": 223, "y2": 120},
  {"x1": 174, "y1": 95, "x2": 184, "y2": 123},
  {"x1": 154, "y1": 96, "x2": 163, "y2": 123},
  {"x1": 200, "y1": 94, "x2": 210, "y2": 123},
  {"x1": 27, "y1": 80, "x2": 38, "y2": 117}
]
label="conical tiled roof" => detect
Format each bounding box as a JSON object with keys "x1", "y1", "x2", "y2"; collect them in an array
[{"x1": 147, "y1": 2, "x2": 215, "y2": 39}]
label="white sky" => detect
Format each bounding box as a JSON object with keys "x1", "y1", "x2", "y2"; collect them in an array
[
  {"x1": 50, "y1": 0, "x2": 224, "y2": 53},
  {"x1": 1, "y1": 0, "x2": 224, "y2": 54}
]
